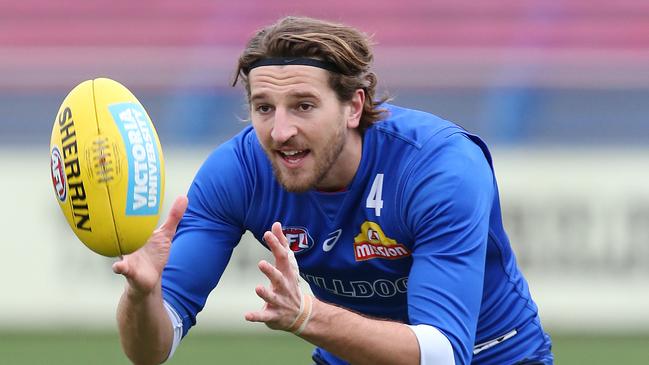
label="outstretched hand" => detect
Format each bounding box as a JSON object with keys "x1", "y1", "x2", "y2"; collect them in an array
[
  {"x1": 112, "y1": 195, "x2": 188, "y2": 297},
  {"x1": 245, "y1": 222, "x2": 304, "y2": 331}
]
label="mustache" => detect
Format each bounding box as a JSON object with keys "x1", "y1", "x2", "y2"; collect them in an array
[{"x1": 270, "y1": 138, "x2": 308, "y2": 150}]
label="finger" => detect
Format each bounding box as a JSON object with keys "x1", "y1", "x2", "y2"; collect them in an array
[
  {"x1": 264, "y1": 231, "x2": 290, "y2": 269},
  {"x1": 258, "y1": 260, "x2": 285, "y2": 289},
  {"x1": 286, "y1": 249, "x2": 300, "y2": 281},
  {"x1": 255, "y1": 284, "x2": 277, "y2": 305},
  {"x1": 158, "y1": 196, "x2": 188, "y2": 236},
  {"x1": 245, "y1": 310, "x2": 274, "y2": 323},
  {"x1": 271, "y1": 222, "x2": 289, "y2": 248}
]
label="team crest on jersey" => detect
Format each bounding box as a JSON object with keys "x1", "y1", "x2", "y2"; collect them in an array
[
  {"x1": 283, "y1": 226, "x2": 314, "y2": 254},
  {"x1": 353, "y1": 221, "x2": 411, "y2": 261}
]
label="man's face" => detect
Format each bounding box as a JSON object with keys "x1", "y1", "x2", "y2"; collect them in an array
[{"x1": 249, "y1": 65, "x2": 362, "y2": 193}]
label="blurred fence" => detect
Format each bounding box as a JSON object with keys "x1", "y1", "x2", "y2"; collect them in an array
[{"x1": 2, "y1": 147, "x2": 648, "y2": 333}]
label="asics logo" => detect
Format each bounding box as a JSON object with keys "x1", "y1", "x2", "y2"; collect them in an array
[{"x1": 322, "y1": 229, "x2": 342, "y2": 252}]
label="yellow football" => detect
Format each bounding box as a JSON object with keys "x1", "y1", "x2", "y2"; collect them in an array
[{"x1": 50, "y1": 78, "x2": 165, "y2": 257}]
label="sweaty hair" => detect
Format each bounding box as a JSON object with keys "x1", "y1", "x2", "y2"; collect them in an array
[{"x1": 233, "y1": 16, "x2": 388, "y2": 132}]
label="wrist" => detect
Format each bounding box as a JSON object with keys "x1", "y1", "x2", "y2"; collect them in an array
[
  {"x1": 124, "y1": 280, "x2": 162, "y2": 303},
  {"x1": 288, "y1": 293, "x2": 313, "y2": 335}
]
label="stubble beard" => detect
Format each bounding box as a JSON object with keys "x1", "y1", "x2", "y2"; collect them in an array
[{"x1": 270, "y1": 123, "x2": 347, "y2": 193}]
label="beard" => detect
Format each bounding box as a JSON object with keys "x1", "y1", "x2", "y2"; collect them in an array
[{"x1": 268, "y1": 123, "x2": 347, "y2": 193}]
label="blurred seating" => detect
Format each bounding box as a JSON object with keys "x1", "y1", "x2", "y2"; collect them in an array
[
  {"x1": 1, "y1": 0, "x2": 648, "y2": 48},
  {"x1": 1, "y1": 1, "x2": 648, "y2": 145}
]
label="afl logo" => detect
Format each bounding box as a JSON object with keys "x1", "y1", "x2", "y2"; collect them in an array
[
  {"x1": 51, "y1": 146, "x2": 67, "y2": 202},
  {"x1": 283, "y1": 227, "x2": 314, "y2": 254}
]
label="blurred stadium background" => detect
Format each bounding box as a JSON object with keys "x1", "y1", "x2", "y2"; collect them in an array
[{"x1": 1, "y1": 0, "x2": 648, "y2": 363}]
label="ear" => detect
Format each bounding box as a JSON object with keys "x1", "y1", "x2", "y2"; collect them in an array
[{"x1": 346, "y1": 89, "x2": 365, "y2": 129}]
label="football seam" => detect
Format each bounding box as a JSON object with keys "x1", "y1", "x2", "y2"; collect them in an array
[{"x1": 91, "y1": 78, "x2": 124, "y2": 256}]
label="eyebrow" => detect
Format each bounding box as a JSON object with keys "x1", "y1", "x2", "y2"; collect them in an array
[
  {"x1": 250, "y1": 89, "x2": 321, "y2": 103},
  {"x1": 250, "y1": 93, "x2": 266, "y2": 103},
  {"x1": 288, "y1": 90, "x2": 320, "y2": 100}
]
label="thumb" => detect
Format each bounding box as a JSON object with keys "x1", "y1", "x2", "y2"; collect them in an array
[
  {"x1": 159, "y1": 196, "x2": 189, "y2": 237},
  {"x1": 112, "y1": 258, "x2": 129, "y2": 276}
]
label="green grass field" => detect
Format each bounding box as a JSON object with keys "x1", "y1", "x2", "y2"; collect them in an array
[{"x1": 1, "y1": 331, "x2": 648, "y2": 364}]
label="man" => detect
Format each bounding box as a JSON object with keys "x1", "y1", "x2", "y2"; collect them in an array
[{"x1": 113, "y1": 16, "x2": 553, "y2": 365}]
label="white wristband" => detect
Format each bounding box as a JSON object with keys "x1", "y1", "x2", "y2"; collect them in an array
[
  {"x1": 163, "y1": 300, "x2": 183, "y2": 362},
  {"x1": 406, "y1": 324, "x2": 455, "y2": 365}
]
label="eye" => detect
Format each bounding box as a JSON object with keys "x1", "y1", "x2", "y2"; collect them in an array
[
  {"x1": 255, "y1": 104, "x2": 273, "y2": 114},
  {"x1": 297, "y1": 103, "x2": 314, "y2": 112}
]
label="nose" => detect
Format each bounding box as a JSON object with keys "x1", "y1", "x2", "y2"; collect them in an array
[{"x1": 270, "y1": 107, "x2": 297, "y2": 144}]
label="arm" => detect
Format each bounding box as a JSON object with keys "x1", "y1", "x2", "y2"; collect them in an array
[
  {"x1": 300, "y1": 299, "x2": 420, "y2": 365},
  {"x1": 247, "y1": 134, "x2": 492, "y2": 365},
  {"x1": 114, "y1": 132, "x2": 255, "y2": 363},
  {"x1": 115, "y1": 284, "x2": 172, "y2": 365},
  {"x1": 113, "y1": 196, "x2": 188, "y2": 365},
  {"x1": 402, "y1": 133, "x2": 494, "y2": 364},
  {"x1": 246, "y1": 223, "x2": 451, "y2": 365}
]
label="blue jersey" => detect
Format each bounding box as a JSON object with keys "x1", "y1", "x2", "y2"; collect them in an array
[{"x1": 162, "y1": 104, "x2": 553, "y2": 365}]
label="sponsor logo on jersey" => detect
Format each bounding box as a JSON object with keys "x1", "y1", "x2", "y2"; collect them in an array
[
  {"x1": 283, "y1": 226, "x2": 314, "y2": 254},
  {"x1": 301, "y1": 273, "x2": 408, "y2": 298},
  {"x1": 51, "y1": 146, "x2": 67, "y2": 202},
  {"x1": 353, "y1": 221, "x2": 411, "y2": 261},
  {"x1": 322, "y1": 229, "x2": 342, "y2": 252},
  {"x1": 109, "y1": 102, "x2": 161, "y2": 216}
]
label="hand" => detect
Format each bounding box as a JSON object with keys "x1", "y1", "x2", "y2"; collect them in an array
[
  {"x1": 112, "y1": 196, "x2": 188, "y2": 298},
  {"x1": 245, "y1": 222, "x2": 304, "y2": 331}
]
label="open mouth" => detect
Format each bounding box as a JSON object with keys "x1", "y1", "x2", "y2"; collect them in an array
[{"x1": 277, "y1": 149, "x2": 310, "y2": 165}]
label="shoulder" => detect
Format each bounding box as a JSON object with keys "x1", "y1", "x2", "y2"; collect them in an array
[
  {"x1": 191, "y1": 125, "x2": 264, "y2": 200},
  {"x1": 202, "y1": 125, "x2": 260, "y2": 167},
  {"x1": 195, "y1": 125, "x2": 272, "y2": 183},
  {"x1": 400, "y1": 131, "x2": 495, "y2": 229},
  {"x1": 186, "y1": 126, "x2": 264, "y2": 224},
  {"x1": 365, "y1": 104, "x2": 492, "y2": 179},
  {"x1": 367, "y1": 104, "x2": 461, "y2": 149}
]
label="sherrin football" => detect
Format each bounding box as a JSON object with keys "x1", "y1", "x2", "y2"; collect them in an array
[{"x1": 50, "y1": 78, "x2": 165, "y2": 257}]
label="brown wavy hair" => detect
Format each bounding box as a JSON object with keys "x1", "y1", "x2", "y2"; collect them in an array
[{"x1": 232, "y1": 16, "x2": 388, "y2": 132}]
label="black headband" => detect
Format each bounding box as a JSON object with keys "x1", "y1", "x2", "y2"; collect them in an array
[{"x1": 247, "y1": 57, "x2": 341, "y2": 74}]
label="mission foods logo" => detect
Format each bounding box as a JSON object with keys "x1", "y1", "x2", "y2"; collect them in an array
[
  {"x1": 353, "y1": 222, "x2": 411, "y2": 261},
  {"x1": 283, "y1": 227, "x2": 314, "y2": 254},
  {"x1": 51, "y1": 146, "x2": 67, "y2": 201},
  {"x1": 109, "y1": 102, "x2": 161, "y2": 216}
]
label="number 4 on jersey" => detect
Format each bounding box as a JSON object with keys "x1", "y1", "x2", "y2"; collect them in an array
[{"x1": 366, "y1": 173, "x2": 384, "y2": 216}]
